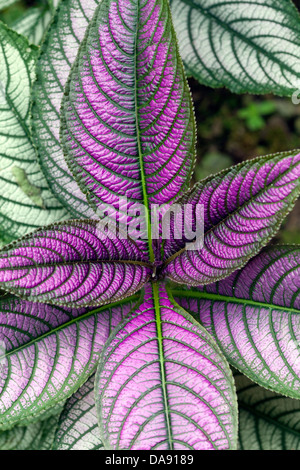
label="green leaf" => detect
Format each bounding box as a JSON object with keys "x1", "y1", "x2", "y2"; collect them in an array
[
  {"x1": 235, "y1": 371, "x2": 300, "y2": 450},
  {"x1": 170, "y1": 0, "x2": 300, "y2": 96},
  {"x1": 53, "y1": 375, "x2": 103, "y2": 450},
  {"x1": 15, "y1": 400, "x2": 67, "y2": 429},
  {"x1": 237, "y1": 101, "x2": 276, "y2": 131},
  {"x1": 0, "y1": 22, "x2": 69, "y2": 247},
  {"x1": 0, "y1": 412, "x2": 62, "y2": 450},
  {"x1": 195, "y1": 152, "x2": 233, "y2": 181},
  {"x1": 0, "y1": 0, "x2": 17, "y2": 10},
  {"x1": 11, "y1": 6, "x2": 53, "y2": 45}
]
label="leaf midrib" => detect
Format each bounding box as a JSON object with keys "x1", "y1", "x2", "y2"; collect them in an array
[
  {"x1": 152, "y1": 282, "x2": 174, "y2": 450},
  {"x1": 171, "y1": 289, "x2": 300, "y2": 315}
]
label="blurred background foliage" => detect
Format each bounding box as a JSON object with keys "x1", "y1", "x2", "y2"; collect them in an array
[
  {"x1": 0, "y1": 0, "x2": 41, "y2": 24},
  {"x1": 1, "y1": 0, "x2": 300, "y2": 244}
]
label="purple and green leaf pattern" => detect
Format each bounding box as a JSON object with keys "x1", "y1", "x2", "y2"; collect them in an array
[
  {"x1": 53, "y1": 375, "x2": 103, "y2": 450},
  {"x1": 0, "y1": 220, "x2": 151, "y2": 307},
  {"x1": 95, "y1": 283, "x2": 238, "y2": 450},
  {"x1": 60, "y1": 0, "x2": 196, "y2": 260},
  {"x1": 163, "y1": 152, "x2": 300, "y2": 285},
  {"x1": 173, "y1": 246, "x2": 300, "y2": 399},
  {"x1": 0, "y1": 294, "x2": 138, "y2": 430},
  {"x1": 32, "y1": 0, "x2": 98, "y2": 219},
  {"x1": 13, "y1": 399, "x2": 67, "y2": 429}
]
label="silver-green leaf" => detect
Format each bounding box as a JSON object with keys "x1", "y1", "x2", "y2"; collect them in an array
[
  {"x1": 53, "y1": 375, "x2": 103, "y2": 450},
  {"x1": 170, "y1": 0, "x2": 300, "y2": 96},
  {"x1": 11, "y1": 5, "x2": 53, "y2": 45},
  {"x1": 0, "y1": 0, "x2": 17, "y2": 10},
  {"x1": 236, "y1": 371, "x2": 300, "y2": 450},
  {"x1": 0, "y1": 412, "x2": 62, "y2": 450}
]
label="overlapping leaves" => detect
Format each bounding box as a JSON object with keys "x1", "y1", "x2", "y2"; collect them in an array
[
  {"x1": 0, "y1": 22, "x2": 68, "y2": 247},
  {"x1": 0, "y1": 0, "x2": 300, "y2": 452},
  {"x1": 0, "y1": 413, "x2": 62, "y2": 450},
  {"x1": 0, "y1": 220, "x2": 151, "y2": 307},
  {"x1": 11, "y1": 4, "x2": 53, "y2": 45},
  {"x1": 53, "y1": 375, "x2": 103, "y2": 450},
  {"x1": 32, "y1": 0, "x2": 98, "y2": 219}
]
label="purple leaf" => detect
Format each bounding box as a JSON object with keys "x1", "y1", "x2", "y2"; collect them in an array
[
  {"x1": 0, "y1": 220, "x2": 151, "y2": 307},
  {"x1": 163, "y1": 152, "x2": 300, "y2": 285},
  {"x1": 0, "y1": 294, "x2": 137, "y2": 430},
  {"x1": 60, "y1": 0, "x2": 196, "y2": 260},
  {"x1": 173, "y1": 246, "x2": 300, "y2": 398},
  {"x1": 95, "y1": 283, "x2": 238, "y2": 450}
]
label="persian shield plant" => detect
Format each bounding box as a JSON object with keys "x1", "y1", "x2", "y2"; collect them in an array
[{"x1": 0, "y1": 0, "x2": 300, "y2": 451}]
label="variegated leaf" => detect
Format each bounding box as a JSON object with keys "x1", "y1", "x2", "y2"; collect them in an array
[
  {"x1": 48, "y1": 0, "x2": 61, "y2": 11},
  {"x1": 95, "y1": 283, "x2": 238, "y2": 450},
  {"x1": 32, "y1": 0, "x2": 98, "y2": 219},
  {"x1": 0, "y1": 0, "x2": 17, "y2": 10},
  {"x1": 11, "y1": 5, "x2": 53, "y2": 45},
  {"x1": 0, "y1": 22, "x2": 69, "y2": 247},
  {"x1": 0, "y1": 294, "x2": 138, "y2": 430},
  {"x1": 163, "y1": 152, "x2": 300, "y2": 285},
  {"x1": 173, "y1": 246, "x2": 300, "y2": 398},
  {"x1": 0, "y1": 220, "x2": 151, "y2": 307},
  {"x1": 235, "y1": 371, "x2": 300, "y2": 450},
  {"x1": 0, "y1": 413, "x2": 62, "y2": 450},
  {"x1": 170, "y1": 0, "x2": 300, "y2": 96}
]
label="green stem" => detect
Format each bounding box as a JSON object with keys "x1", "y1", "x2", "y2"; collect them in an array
[{"x1": 152, "y1": 281, "x2": 173, "y2": 449}]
